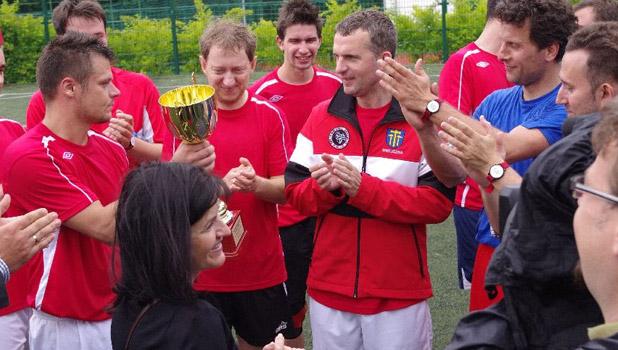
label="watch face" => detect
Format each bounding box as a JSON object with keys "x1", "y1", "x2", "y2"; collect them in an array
[
  {"x1": 489, "y1": 164, "x2": 505, "y2": 179},
  {"x1": 427, "y1": 100, "x2": 440, "y2": 113}
]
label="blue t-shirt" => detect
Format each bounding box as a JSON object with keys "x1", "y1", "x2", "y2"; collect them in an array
[{"x1": 473, "y1": 84, "x2": 566, "y2": 247}]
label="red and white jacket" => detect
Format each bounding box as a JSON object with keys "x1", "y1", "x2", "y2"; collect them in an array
[{"x1": 285, "y1": 88, "x2": 454, "y2": 307}]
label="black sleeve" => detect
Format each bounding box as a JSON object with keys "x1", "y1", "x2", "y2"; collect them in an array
[
  {"x1": 418, "y1": 170, "x2": 456, "y2": 202},
  {"x1": 0, "y1": 279, "x2": 8, "y2": 308}
]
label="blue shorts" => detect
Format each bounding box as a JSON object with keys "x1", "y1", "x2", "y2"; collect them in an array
[{"x1": 453, "y1": 206, "x2": 481, "y2": 289}]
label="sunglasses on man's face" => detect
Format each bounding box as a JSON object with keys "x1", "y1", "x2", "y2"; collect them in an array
[{"x1": 571, "y1": 174, "x2": 618, "y2": 205}]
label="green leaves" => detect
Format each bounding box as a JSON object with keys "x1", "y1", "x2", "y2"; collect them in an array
[{"x1": 3, "y1": 0, "x2": 489, "y2": 82}]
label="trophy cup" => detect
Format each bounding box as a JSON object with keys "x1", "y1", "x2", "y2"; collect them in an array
[{"x1": 159, "y1": 82, "x2": 246, "y2": 257}]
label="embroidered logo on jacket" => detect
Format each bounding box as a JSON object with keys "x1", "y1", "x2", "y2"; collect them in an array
[
  {"x1": 476, "y1": 61, "x2": 490, "y2": 68},
  {"x1": 269, "y1": 95, "x2": 283, "y2": 103},
  {"x1": 386, "y1": 128, "x2": 405, "y2": 148},
  {"x1": 62, "y1": 151, "x2": 74, "y2": 160},
  {"x1": 329, "y1": 127, "x2": 350, "y2": 149}
]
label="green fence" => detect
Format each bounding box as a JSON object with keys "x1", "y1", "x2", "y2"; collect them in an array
[{"x1": 1, "y1": 0, "x2": 488, "y2": 83}]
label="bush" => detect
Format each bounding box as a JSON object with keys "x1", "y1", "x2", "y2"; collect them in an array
[
  {"x1": 318, "y1": 0, "x2": 361, "y2": 66},
  {"x1": 0, "y1": 0, "x2": 49, "y2": 84},
  {"x1": 252, "y1": 19, "x2": 280, "y2": 70},
  {"x1": 176, "y1": 0, "x2": 214, "y2": 74},
  {"x1": 108, "y1": 16, "x2": 172, "y2": 75},
  {"x1": 4, "y1": 0, "x2": 490, "y2": 82}
]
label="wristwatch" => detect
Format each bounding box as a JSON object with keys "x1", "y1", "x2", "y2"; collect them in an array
[
  {"x1": 124, "y1": 136, "x2": 136, "y2": 151},
  {"x1": 421, "y1": 99, "x2": 442, "y2": 122},
  {"x1": 483, "y1": 161, "x2": 509, "y2": 193}
]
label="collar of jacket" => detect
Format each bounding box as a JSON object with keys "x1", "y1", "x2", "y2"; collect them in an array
[{"x1": 327, "y1": 86, "x2": 406, "y2": 129}]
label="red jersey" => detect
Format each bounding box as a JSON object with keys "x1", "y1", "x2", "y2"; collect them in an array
[
  {"x1": 0, "y1": 124, "x2": 128, "y2": 321},
  {"x1": 26, "y1": 67, "x2": 168, "y2": 144},
  {"x1": 191, "y1": 93, "x2": 293, "y2": 292},
  {"x1": 0, "y1": 118, "x2": 25, "y2": 157},
  {"x1": 438, "y1": 42, "x2": 512, "y2": 209},
  {"x1": 249, "y1": 66, "x2": 341, "y2": 227},
  {"x1": 0, "y1": 118, "x2": 26, "y2": 315}
]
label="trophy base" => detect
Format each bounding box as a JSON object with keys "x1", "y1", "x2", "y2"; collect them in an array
[{"x1": 222, "y1": 210, "x2": 246, "y2": 257}]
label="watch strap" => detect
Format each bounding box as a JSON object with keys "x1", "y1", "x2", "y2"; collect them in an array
[
  {"x1": 483, "y1": 161, "x2": 509, "y2": 193},
  {"x1": 421, "y1": 98, "x2": 442, "y2": 122}
]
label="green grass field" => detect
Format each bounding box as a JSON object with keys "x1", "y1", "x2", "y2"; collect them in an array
[{"x1": 0, "y1": 65, "x2": 469, "y2": 349}]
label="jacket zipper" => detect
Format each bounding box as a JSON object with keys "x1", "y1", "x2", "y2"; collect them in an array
[{"x1": 353, "y1": 126, "x2": 375, "y2": 298}]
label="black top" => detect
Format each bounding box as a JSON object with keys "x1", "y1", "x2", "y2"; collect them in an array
[
  {"x1": 485, "y1": 114, "x2": 604, "y2": 349},
  {"x1": 488, "y1": 114, "x2": 600, "y2": 287},
  {"x1": 0, "y1": 279, "x2": 7, "y2": 308},
  {"x1": 111, "y1": 296, "x2": 237, "y2": 350}
]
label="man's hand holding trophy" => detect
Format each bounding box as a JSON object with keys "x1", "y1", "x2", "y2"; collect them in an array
[{"x1": 159, "y1": 83, "x2": 246, "y2": 257}]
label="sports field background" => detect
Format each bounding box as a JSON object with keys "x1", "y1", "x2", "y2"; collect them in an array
[{"x1": 0, "y1": 64, "x2": 470, "y2": 349}]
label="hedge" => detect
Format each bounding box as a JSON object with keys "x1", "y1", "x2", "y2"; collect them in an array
[{"x1": 1, "y1": 0, "x2": 489, "y2": 83}]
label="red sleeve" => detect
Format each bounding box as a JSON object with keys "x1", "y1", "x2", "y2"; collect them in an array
[
  {"x1": 265, "y1": 104, "x2": 293, "y2": 177},
  {"x1": 438, "y1": 52, "x2": 473, "y2": 116},
  {"x1": 285, "y1": 177, "x2": 347, "y2": 216},
  {"x1": 4, "y1": 155, "x2": 97, "y2": 222},
  {"x1": 26, "y1": 91, "x2": 46, "y2": 130},
  {"x1": 142, "y1": 78, "x2": 168, "y2": 144},
  {"x1": 346, "y1": 172, "x2": 453, "y2": 225}
]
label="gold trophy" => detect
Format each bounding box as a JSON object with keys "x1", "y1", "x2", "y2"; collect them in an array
[{"x1": 159, "y1": 80, "x2": 246, "y2": 257}]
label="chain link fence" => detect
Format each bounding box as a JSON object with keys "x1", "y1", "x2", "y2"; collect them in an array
[{"x1": 2, "y1": 0, "x2": 486, "y2": 82}]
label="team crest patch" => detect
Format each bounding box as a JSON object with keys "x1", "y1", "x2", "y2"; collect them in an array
[
  {"x1": 386, "y1": 128, "x2": 405, "y2": 148},
  {"x1": 269, "y1": 95, "x2": 283, "y2": 103},
  {"x1": 329, "y1": 127, "x2": 350, "y2": 149}
]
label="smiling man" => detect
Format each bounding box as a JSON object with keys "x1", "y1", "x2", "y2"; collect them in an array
[
  {"x1": 249, "y1": 1, "x2": 340, "y2": 344},
  {"x1": 1, "y1": 32, "x2": 128, "y2": 349},
  {"x1": 440, "y1": 22, "x2": 618, "y2": 349},
  {"x1": 378, "y1": 0, "x2": 576, "y2": 312},
  {"x1": 285, "y1": 10, "x2": 454, "y2": 350},
  {"x1": 179, "y1": 21, "x2": 297, "y2": 350}
]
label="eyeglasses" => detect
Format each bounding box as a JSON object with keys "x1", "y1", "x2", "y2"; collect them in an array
[{"x1": 571, "y1": 174, "x2": 618, "y2": 205}]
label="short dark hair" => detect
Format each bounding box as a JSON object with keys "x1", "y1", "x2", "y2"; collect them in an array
[
  {"x1": 53, "y1": 0, "x2": 107, "y2": 35},
  {"x1": 592, "y1": 98, "x2": 618, "y2": 196},
  {"x1": 335, "y1": 9, "x2": 397, "y2": 57},
  {"x1": 495, "y1": 0, "x2": 577, "y2": 61},
  {"x1": 277, "y1": 0, "x2": 323, "y2": 39},
  {"x1": 36, "y1": 31, "x2": 114, "y2": 101},
  {"x1": 487, "y1": 0, "x2": 501, "y2": 20},
  {"x1": 574, "y1": 0, "x2": 618, "y2": 23},
  {"x1": 200, "y1": 20, "x2": 256, "y2": 62},
  {"x1": 566, "y1": 22, "x2": 618, "y2": 91},
  {"x1": 113, "y1": 162, "x2": 228, "y2": 306}
]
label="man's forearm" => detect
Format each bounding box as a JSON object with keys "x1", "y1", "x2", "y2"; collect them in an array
[
  {"x1": 480, "y1": 168, "x2": 522, "y2": 234},
  {"x1": 416, "y1": 126, "x2": 466, "y2": 187},
  {"x1": 128, "y1": 139, "x2": 163, "y2": 162},
  {"x1": 255, "y1": 176, "x2": 286, "y2": 204}
]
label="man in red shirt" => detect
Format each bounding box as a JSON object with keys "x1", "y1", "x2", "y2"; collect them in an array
[
  {"x1": 26, "y1": 0, "x2": 167, "y2": 163},
  {"x1": 285, "y1": 10, "x2": 454, "y2": 349},
  {"x1": 0, "y1": 29, "x2": 62, "y2": 350},
  {"x1": 249, "y1": 1, "x2": 340, "y2": 345},
  {"x1": 438, "y1": 0, "x2": 512, "y2": 291},
  {"x1": 1, "y1": 32, "x2": 127, "y2": 349},
  {"x1": 180, "y1": 21, "x2": 296, "y2": 350}
]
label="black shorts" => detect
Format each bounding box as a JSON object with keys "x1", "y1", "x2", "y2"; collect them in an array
[
  {"x1": 205, "y1": 284, "x2": 301, "y2": 347},
  {"x1": 279, "y1": 217, "x2": 316, "y2": 328}
]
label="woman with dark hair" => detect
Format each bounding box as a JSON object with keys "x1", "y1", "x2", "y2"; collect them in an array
[{"x1": 110, "y1": 162, "x2": 236, "y2": 350}]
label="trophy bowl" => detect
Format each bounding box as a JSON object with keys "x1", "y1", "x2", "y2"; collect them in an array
[{"x1": 159, "y1": 84, "x2": 217, "y2": 144}]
